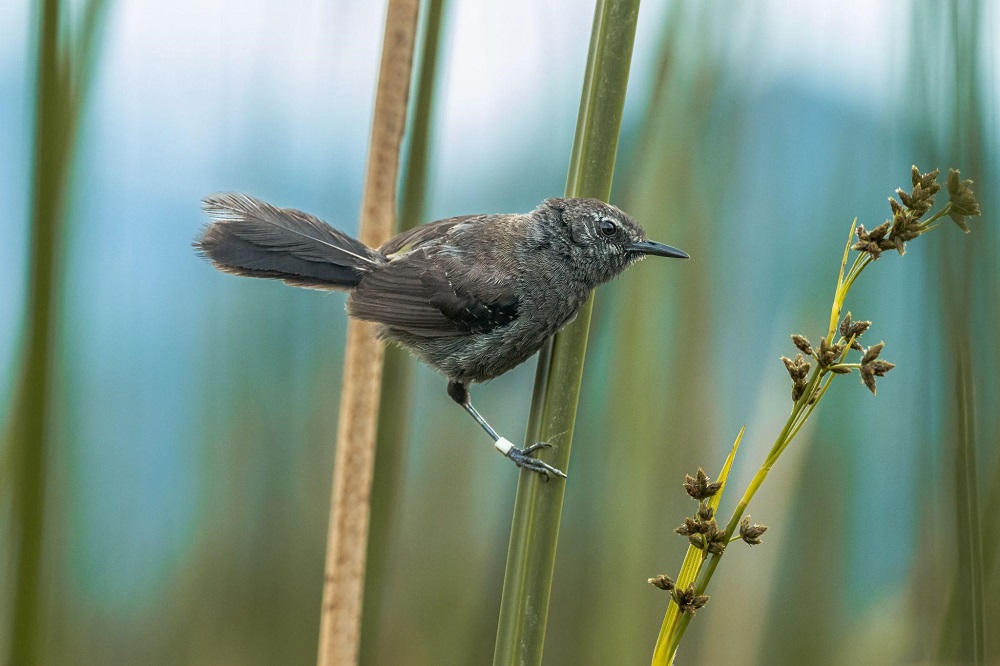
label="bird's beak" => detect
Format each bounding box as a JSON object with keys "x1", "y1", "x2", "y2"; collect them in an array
[{"x1": 628, "y1": 240, "x2": 689, "y2": 259}]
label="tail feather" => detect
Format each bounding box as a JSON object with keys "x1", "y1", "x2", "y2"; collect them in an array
[{"x1": 195, "y1": 193, "x2": 385, "y2": 290}]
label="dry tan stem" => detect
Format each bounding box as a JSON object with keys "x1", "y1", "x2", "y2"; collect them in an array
[{"x1": 317, "y1": 1, "x2": 420, "y2": 664}]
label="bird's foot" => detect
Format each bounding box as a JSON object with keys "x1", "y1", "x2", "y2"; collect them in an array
[{"x1": 495, "y1": 439, "x2": 567, "y2": 480}]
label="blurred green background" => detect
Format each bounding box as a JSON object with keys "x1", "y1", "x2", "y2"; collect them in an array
[{"x1": 2, "y1": 1, "x2": 997, "y2": 664}]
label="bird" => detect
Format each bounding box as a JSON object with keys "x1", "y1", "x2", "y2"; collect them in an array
[{"x1": 195, "y1": 194, "x2": 688, "y2": 478}]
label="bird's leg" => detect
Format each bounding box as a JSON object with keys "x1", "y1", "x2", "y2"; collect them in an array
[{"x1": 446, "y1": 381, "x2": 567, "y2": 480}]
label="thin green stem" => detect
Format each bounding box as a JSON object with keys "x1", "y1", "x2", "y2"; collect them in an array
[
  {"x1": 842, "y1": 256, "x2": 872, "y2": 295},
  {"x1": 665, "y1": 237, "x2": 869, "y2": 661},
  {"x1": 493, "y1": 1, "x2": 641, "y2": 663},
  {"x1": 652, "y1": 430, "x2": 744, "y2": 665},
  {"x1": 918, "y1": 202, "x2": 952, "y2": 229},
  {"x1": 784, "y1": 375, "x2": 835, "y2": 444},
  {"x1": 844, "y1": 254, "x2": 869, "y2": 287},
  {"x1": 4, "y1": 0, "x2": 114, "y2": 659},
  {"x1": 657, "y1": 175, "x2": 977, "y2": 663},
  {"x1": 663, "y1": 251, "x2": 874, "y2": 662},
  {"x1": 660, "y1": 364, "x2": 826, "y2": 663},
  {"x1": 827, "y1": 219, "x2": 859, "y2": 339}
]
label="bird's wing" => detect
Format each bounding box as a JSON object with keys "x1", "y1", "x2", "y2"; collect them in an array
[
  {"x1": 347, "y1": 248, "x2": 519, "y2": 338},
  {"x1": 379, "y1": 215, "x2": 481, "y2": 256}
]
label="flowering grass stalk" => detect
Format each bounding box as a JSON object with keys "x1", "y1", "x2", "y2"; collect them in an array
[{"x1": 650, "y1": 166, "x2": 983, "y2": 665}]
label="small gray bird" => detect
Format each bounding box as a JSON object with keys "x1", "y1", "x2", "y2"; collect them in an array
[{"x1": 196, "y1": 194, "x2": 687, "y2": 478}]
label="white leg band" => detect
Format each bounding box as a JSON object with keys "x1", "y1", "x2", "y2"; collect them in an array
[{"x1": 494, "y1": 437, "x2": 515, "y2": 455}]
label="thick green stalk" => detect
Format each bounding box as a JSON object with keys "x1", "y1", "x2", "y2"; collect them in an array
[
  {"x1": 396, "y1": 0, "x2": 446, "y2": 232},
  {"x1": 492, "y1": 1, "x2": 640, "y2": 663}
]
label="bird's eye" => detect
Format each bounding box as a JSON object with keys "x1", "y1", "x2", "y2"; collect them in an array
[{"x1": 599, "y1": 219, "x2": 617, "y2": 236}]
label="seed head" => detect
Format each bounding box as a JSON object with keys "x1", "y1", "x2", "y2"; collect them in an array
[
  {"x1": 672, "y1": 585, "x2": 710, "y2": 616},
  {"x1": 739, "y1": 515, "x2": 768, "y2": 546},
  {"x1": 683, "y1": 467, "x2": 723, "y2": 501},
  {"x1": 859, "y1": 342, "x2": 895, "y2": 395},
  {"x1": 945, "y1": 168, "x2": 981, "y2": 233},
  {"x1": 648, "y1": 574, "x2": 675, "y2": 591},
  {"x1": 781, "y1": 353, "x2": 811, "y2": 402},
  {"x1": 791, "y1": 334, "x2": 813, "y2": 356},
  {"x1": 852, "y1": 222, "x2": 890, "y2": 259},
  {"x1": 839, "y1": 312, "x2": 871, "y2": 350}
]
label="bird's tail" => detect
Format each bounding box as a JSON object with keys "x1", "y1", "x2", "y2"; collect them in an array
[{"x1": 195, "y1": 193, "x2": 384, "y2": 290}]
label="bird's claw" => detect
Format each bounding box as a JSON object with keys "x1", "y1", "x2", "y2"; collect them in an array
[
  {"x1": 505, "y1": 442, "x2": 567, "y2": 481},
  {"x1": 523, "y1": 441, "x2": 553, "y2": 455}
]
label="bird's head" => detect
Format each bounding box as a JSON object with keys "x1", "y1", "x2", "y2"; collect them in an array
[{"x1": 539, "y1": 197, "x2": 688, "y2": 286}]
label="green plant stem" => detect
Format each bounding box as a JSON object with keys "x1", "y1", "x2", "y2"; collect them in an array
[
  {"x1": 652, "y1": 430, "x2": 743, "y2": 666},
  {"x1": 660, "y1": 237, "x2": 882, "y2": 661},
  {"x1": 841, "y1": 256, "x2": 872, "y2": 301},
  {"x1": 493, "y1": 1, "x2": 640, "y2": 663},
  {"x1": 397, "y1": 0, "x2": 446, "y2": 232},
  {"x1": 660, "y1": 332, "x2": 861, "y2": 662},
  {"x1": 918, "y1": 202, "x2": 952, "y2": 230},
  {"x1": 658, "y1": 366, "x2": 822, "y2": 662},
  {"x1": 10, "y1": 18, "x2": 60, "y2": 666},
  {"x1": 654, "y1": 187, "x2": 973, "y2": 662},
  {"x1": 953, "y1": 340, "x2": 986, "y2": 664},
  {"x1": 7, "y1": 1, "x2": 74, "y2": 661}
]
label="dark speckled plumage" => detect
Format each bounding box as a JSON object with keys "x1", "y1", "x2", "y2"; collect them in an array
[{"x1": 196, "y1": 194, "x2": 688, "y2": 477}]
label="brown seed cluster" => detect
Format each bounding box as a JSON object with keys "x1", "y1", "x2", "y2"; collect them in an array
[
  {"x1": 675, "y1": 502, "x2": 727, "y2": 555},
  {"x1": 784, "y1": 313, "x2": 894, "y2": 398},
  {"x1": 781, "y1": 353, "x2": 812, "y2": 401},
  {"x1": 739, "y1": 516, "x2": 768, "y2": 546},
  {"x1": 859, "y1": 341, "x2": 895, "y2": 395},
  {"x1": 647, "y1": 574, "x2": 675, "y2": 591},
  {"x1": 946, "y1": 168, "x2": 981, "y2": 232},
  {"x1": 839, "y1": 312, "x2": 870, "y2": 351},
  {"x1": 683, "y1": 467, "x2": 722, "y2": 501},
  {"x1": 671, "y1": 585, "x2": 710, "y2": 616},
  {"x1": 852, "y1": 166, "x2": 982, "y2": 259}
]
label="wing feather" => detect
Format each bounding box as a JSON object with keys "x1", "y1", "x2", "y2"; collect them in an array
[
  {"x1": 347, "y1": 248, "x2": 518, "y2": 337},
  {"x1": 379, "y1": 215, "x2": 481, "y2": 256}
]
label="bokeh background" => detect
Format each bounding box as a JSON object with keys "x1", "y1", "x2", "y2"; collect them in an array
[{"x1": 2, "y1": 1, "x2": 998, "y2": 664}]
